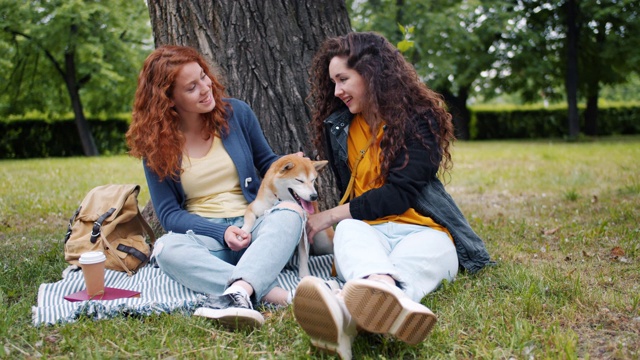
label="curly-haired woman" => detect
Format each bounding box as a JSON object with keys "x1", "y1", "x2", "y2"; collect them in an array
[
  {"x1": 127, "y1": 45, "x2": 303, "y2": 330},
  {"x1": 293, "y1": 32, "x2": 492, "y2": 359}
]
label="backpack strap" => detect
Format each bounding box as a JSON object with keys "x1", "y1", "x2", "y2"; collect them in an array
[
  {"x1": 115, "y1": 244, "x2": 148, "y2": 263},
  {"x1": 90, "y1": 208, "x2": 116, "y2": 244},
  {"x1": 136, "y1": 212, "x2": 157, "y2": 245},
  {"x1": 64, "y1": 206, "x2": 82, "y2": 244},
  {"x1": 94, "y1": 208, "x2": 157, "y2": 277},
  {"x1": 113, "y1": 212, "x2": 158, "y2": 265},
  {"x1": 99, "y1": 233, "x2": 134, "y2": 276},
  {"x1": 111, "y1": 212, "x2": 157, "y2": 273}
]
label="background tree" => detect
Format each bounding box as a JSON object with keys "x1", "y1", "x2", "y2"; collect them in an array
[
  {"x1": 600, "y1": 73, "x2": 640, "y2": 102},
  {"x1": 146, "y1": 0, "x2": 351, "y2": 208},
  {"x1": 349, "y1": 0, "x2": 640, "y2": 139},
  {"x1": 578, "y1": 0, "x2": 640, "y2": 135},
  {"x1": 348, "y1": 0, "x2": 515, "y2": 140},
  {"x1": 566, "y1": 0, "x2": 580, "y2": 138},
  {"x1": 0, "y1": 0, "x2": 151, "y2": 155},
  {"x1": 499, "y1": 0, "x2": 640, "y2": 138}
]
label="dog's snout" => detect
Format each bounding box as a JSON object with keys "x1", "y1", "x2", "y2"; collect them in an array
[{"x1": 310, "y1": 194, "x2": 318, "y2": 201}]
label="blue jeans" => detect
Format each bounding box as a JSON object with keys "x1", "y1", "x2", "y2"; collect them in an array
[
  {"x1": 152, "y1": 206, "x2": 303, "y2": 302},
  {"x1": 333, "y1": 219, "x2": 459, "y2": 302}
]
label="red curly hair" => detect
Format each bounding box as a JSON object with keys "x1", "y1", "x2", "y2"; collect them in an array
[
  {"x1": 126, "y1": 45, "x2": 229, "y2": 180},
  {"x1": 307, "y1": 32, "x2": 456, "y2": 181}
]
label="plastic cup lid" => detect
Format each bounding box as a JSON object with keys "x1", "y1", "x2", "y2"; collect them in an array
[{"x1": 79, "y1": 251, "x2": 106, "y2": 264}]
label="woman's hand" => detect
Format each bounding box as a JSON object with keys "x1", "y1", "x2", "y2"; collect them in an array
[
  {"x1": 224, "y1": 226, "x2": 251, "y2": 251},
  {"x1": 307, "y1": 212, "x2": 330, "y2": 242},
  {"x1": 307, "y1": 204, "x2": 352, "y2": 241}
]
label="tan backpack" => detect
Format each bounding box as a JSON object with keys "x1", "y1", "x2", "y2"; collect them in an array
[{"x1": 64, "y1": 184, "x2": 156, "y2": 276}]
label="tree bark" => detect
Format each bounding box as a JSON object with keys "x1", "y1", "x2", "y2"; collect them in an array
[
  {"x1": 146, "y1": 0, "x2": 351, "y2": 214},
  {"x1": 565, "y1": 0, "x2": 580, "y2": 139}
]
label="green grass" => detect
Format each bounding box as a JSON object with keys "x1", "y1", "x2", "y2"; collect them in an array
[{"x1": 1, "y1": 136, "x2": 639, "y2": 359}]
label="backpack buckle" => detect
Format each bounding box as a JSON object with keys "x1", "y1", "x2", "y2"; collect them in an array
[{"x1": 90, "y1": 208, "x2": 116, "y2": 243}]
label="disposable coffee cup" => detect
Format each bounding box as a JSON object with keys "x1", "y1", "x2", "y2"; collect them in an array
[{"x1": 79, "y1": 251, "x2": 107, "y2": 298}]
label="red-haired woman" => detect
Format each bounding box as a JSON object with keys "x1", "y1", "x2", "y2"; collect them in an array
[{"x1": 127, "y1": 45, "x2": 303, "y2": 330}]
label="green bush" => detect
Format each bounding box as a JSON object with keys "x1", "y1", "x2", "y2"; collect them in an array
[
  {"x1": 470, "y1": 103, "x2": 640, "y2": 140},
  {"x1": 596, "y1": 105, "x2": 640, "y2": 135},
  {"x1": 2, "y1": 104, "x2": 639, "y2": 158},
  {"x1": 0, "y1": 116, "x2": 130, "y2": 158}
]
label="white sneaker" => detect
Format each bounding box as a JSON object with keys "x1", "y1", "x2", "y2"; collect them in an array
[
  {"x1": 194, "y1": 292, "x2": 265, "y2": 330},
  {"x1": 342, "y1": 278, "x2": 437, "y2": 345},
  {"x1": 293, "y1": 276, "x2": 357, "y2": 360}
]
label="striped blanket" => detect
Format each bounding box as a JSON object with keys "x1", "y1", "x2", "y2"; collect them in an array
[{"x1": 32, "y1": 254, "x2": 339, "y2": 326}]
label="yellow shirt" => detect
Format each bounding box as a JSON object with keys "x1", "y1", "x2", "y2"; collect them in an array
[
  {"x1": 181, "y1": 136, "x2": 248, "y2": 218},
  {"x1": 348, "y1": 114, "x2": 452, "y2": 239}
]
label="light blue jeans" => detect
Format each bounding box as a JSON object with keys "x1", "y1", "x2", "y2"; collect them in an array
[
  {"x1": 334, "y1": 219, "x2": 459, "y2": 302},
  {"x1": 152, "y1": 206, "x2": 303, "y2": 302}
]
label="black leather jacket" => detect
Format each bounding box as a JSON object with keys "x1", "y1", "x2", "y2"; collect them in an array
[{"x1": 323, "y1": 107, "x2": 491, "y2": 273}]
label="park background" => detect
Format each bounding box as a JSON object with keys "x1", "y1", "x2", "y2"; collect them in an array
[{"x1": 1, "y1": 1, "x2": 638, "y2": 359}]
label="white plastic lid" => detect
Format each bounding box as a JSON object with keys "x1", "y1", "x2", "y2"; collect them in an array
[{"x1": 79, "y1": 251, "x2": 106, "y2": 265}]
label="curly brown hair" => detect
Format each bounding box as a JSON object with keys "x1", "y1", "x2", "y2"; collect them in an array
[
  {"x1": 307, "y1": 32, "x2": 455, "y2": 180},
  {"x1": 126, "y1": 45, "x2": 229, "y2": 180}
]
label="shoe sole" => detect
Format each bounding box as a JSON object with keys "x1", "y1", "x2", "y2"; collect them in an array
[
  {"x1": 193, "y1": 306, "x2": 264, "y2": 330},
  {"x1": 293, "y1": 277, "x2": 352, "y2": 360},
  {"x1": 343, "y1": 279, "x2": 437, "y2": 345}
]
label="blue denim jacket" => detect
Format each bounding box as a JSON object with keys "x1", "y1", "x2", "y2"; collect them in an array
[{"x1": 324, "y1": 108, "x2": 491, "y2": 273}]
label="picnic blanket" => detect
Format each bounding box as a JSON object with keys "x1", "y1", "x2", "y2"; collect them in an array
[{"x1": 32, "y1": 254, "x2": 339, "y2": 326}]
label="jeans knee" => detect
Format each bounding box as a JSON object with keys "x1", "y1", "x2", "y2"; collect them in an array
[
  {"x1": 270, "y1": 204, "x2": 305, "y2": 228},
  {"x1": 260, "y1": 205, "x2": 304, "y2": 245},
  {"x1": 334, "y1": 219, "x2": 364, "y2": 245},
  {"x1": 154, "y1": 243, "x2": 178, "y2": 268},
  {"x1": 335, "y1": 218, "x2": 360, "y2": 231},
  {"x1": 154, "y1": 233, "x2": 188, "y2": 266},
  {"x1": 274, "y1": 201, "x2": 305, "y2": 217}
]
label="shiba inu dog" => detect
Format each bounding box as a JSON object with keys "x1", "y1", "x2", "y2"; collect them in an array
[{"x1": 241, "y1": 154, "x2": 334, "y2": 276}]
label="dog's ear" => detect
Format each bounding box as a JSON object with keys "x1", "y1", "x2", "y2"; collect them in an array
[
  {"x1": 280, "y1": 162, "x2": 295, "y2": 174},
  {"x1": 313, "y1": 160, "x2": 328, "y2": 172}
]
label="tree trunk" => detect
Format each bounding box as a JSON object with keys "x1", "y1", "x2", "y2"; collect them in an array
[
  {"x1": 4, "y1": 25, "x2": 99, "y2": 157},
  {"x1": 440, "y1": 88, "x2": 470, "y2": 140},
  {"x1": 65, "y1": 25, "x2": 99, "y2": 156},
  {"x1": 565, "y1": 0, "x2": 580, "y2": 139},
  {"x1": 584, "y1": 22, "x2": 605, "y2": 137},
  {"x1": 65, "y1": 52, "x2": 99, "y2": 157},
  {"x1": 146, "y1": 0, "x2": 351, "y2": 214},
  {"x1": 584, "y1": 93, "x2": 598, "y2": 136}
]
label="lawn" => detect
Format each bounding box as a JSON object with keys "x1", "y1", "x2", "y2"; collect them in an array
[{"x1": 1, "y1": 136, "x2": 638, "y2": 359}]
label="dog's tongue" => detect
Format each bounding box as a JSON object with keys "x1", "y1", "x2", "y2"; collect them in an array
[{"x1": 301, "y1": 199, "x2": 314, "y2": 214}]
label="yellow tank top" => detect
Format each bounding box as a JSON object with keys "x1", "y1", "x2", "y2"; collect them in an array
[
  {"x1": 181, "y1": 136, "x2": 248, "y2": 218},
  {"x1": 347, "y1": 114, "x2": 452, "y2": 240}
]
